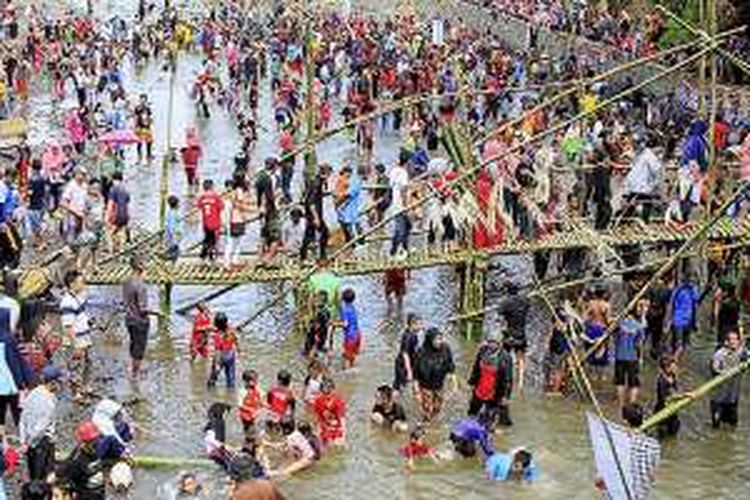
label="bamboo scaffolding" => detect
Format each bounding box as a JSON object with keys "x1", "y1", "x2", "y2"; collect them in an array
[
  {"x1": 655, "y1": 6, "x2": 750, "y2": 79},
  {"x1": 22, "y1": 27, "x2": 739, "y2": 288},
  {"x1": 234, "y1": 42, "x2": 720, "y2": 330},
  {"x1": 581, "y1": 181, "x2": 750, "y2": 361},
  {"x1": 449, "y1": 235, "x2": 750, "y2": 322},
  {"x1": 530, "y1": 260, "x2": 634, "y2": 500}
]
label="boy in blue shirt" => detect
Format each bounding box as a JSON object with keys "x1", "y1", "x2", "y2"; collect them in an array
[
  {"x1": 614, "y1": 305, "x2": 645, "y2": 407},
  {"x1": 669, "y1": 274, "x2": 704, "y2": 360},
  {"x1": 485, "y1": 448, "x2": 538, "y2": 482},
  {"x1": 336, "y1": 288, "x2": 361, "y2": 370}
]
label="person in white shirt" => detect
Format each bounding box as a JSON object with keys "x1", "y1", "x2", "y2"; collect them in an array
[
  {"x1": 388, "y1": 158, "x2": 411, "y2": 256},
  {"x1": 0, "y1": 274, "x2": 20, "y2": 336},
  {"x1": 60, "y1": 270, "x2": 91, "y2": 398},
  {"x1": 622, "y1": 136, "x2": 664, "y2": 222},
  {"x1": 267, "y1": 422, "x2": 320, "y2": 478},
  {"x1": 61, "y1": 167, "x2": 89, "y2": 243},
  {"x1": 20, "y1": 364, "x2": 64, "y2": 481}
]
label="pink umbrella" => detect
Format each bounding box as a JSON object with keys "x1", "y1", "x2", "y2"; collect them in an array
[{"x1": 98, "y1": 129, "x2": 140, "y2": 146}]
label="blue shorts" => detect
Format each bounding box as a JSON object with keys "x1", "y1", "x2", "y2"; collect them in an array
[
  {"x1": 27, "y1": 209, "x2": 43, "y2": 234},
  {"x1": 585, "y1": 322, "x2": 609, "y2": 366}
]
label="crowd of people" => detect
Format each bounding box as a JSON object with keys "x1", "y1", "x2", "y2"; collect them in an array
[{"x1": 0, "y1": 0, "x2": 748, "y2": 498}]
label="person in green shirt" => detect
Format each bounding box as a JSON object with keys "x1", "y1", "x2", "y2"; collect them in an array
[{"x1": 308, "y1": 260, "x2": 342, "y2": 311}]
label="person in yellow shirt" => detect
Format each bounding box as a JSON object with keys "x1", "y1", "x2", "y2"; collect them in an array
[{"x1": 580, "y1": 90, "x2": 597, "y2": 114}]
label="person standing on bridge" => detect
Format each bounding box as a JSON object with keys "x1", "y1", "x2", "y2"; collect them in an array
[
  {"x1": 122, "y1": 256, "x2": 150, "y2": 379},
  {"x1": 197, "y1": 179, "x2": 224, "y2": 264},
  {"x1": 388, "y1": 156, "x2": 411, "y2": 257},
  {"x1": 300, "y1": 163, "x2": 330, "y2": 262}
]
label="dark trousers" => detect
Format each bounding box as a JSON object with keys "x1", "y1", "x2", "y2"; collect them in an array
[
  {"x1": 594, "y1": 201, "x2": 612, "y2": 230},
  {"x1": 280, "y1": 162, "x2": 294, "y2": 203},
  {"x1": 468, "y1": 395, "x2": 512, "y2": 427},
  {"x1": 646, "y1": 315, "x2": 665, "y2": 360},
  {"x1": 711, "y1": 400, "x2": 738, "y2": 428},
  {"x1": 201, "y1": 228, "x2": 219, "y2": 261},
  {"x1": 390, "y1": 214, "x2": 411, "y2": 256},
  {"x1": 0, "y1": 394, "x2": 20, "y2": 427},
  {"x1": 623, "y1": 193, "x2": 657, "y2": 223},
  {"x1": 300, "y1": 221, "x2": 329, "y2": 260},
  {"x1": 27, "y1": 436, "x2": 55, "y2": 481}
]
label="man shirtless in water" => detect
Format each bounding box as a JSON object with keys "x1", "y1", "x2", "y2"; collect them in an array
[{"x1": 583, "y1": 289, "x2": 612, "y2": 382}]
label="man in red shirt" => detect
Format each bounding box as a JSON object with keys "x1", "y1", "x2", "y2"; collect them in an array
[
  {"x1": 196, "y1": 179, "x2": 223, "y2": 263},
  {"x1": 312, "y1": 378, "x2": 346, "y2": 446}
]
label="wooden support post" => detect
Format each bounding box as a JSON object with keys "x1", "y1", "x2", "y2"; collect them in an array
[
  {"x1": 158, "y1": 43, "x2": 177, "y2": 325},
  {"x1": 459, "y1": 256, "x2": 486, "y2": 340},
  {"x1": 303, "y1": 0, "x2": 317, "y2": 180},
  {"x1": 294, "y1": 283, "x2": 311, "y2": 336},
  {"x1": 159, "y1": 282, "x2": 173, "y2": 333}
]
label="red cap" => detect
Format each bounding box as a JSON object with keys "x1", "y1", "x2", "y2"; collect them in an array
[{"x1": 75, "y1": 421, "x2": 100, "y2": 443}]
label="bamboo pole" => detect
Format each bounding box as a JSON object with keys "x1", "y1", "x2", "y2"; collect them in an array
[
  {"x1": 303, "y1": 0, "x2": 318, "y2": 178},
  {"x1": 582, "y1": 181, "x2": 750, "y2": 361},
  {"x1": 158, "y1": 48, "x2": 177, "y2": 322},
  {"x1": 449, "y1": 236, "x2": 750, "y2": 322},
  {"x1": 34, "y1": 27, "x2": 738, "y2": 283},
  {"x1": 531, "y1": 261, "x2": 634, "y2": 500},
  {"x1": 235, "y1": 44, "x2": 718, "y2": 330},
  {"x1": 639, "y1": 357, "x2": 750, "y2": 432},
  {"x1": 655, "y1": 6, "x2": 750, "y2": 79}
]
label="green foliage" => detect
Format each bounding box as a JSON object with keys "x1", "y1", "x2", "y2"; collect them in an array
[{"x1": 657, "y1": 0, "x2": 702, "y2": 49}]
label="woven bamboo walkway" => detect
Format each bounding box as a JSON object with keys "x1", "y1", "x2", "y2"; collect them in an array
[{"x1": 15, "y1": 217, "x2": 746, "y2": 292}]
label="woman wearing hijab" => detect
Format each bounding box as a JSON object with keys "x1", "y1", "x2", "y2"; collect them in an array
[
  {"x1": 681, "y1": 120, "x2": 709, "y2": 172},
  {"x1": 92, "y1": 399, "x2": 133, "y2": 461},
  {"x1": 414, "y1": 328, "x2": 457, "y2": 422}
]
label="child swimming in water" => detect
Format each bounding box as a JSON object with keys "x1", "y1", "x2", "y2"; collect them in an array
[
  {"x1": 400, "y1": 427, "x2": 439, "y2": 472},
  {"x1": 370, "y1": 385, "x2": 408, "y2": 432}
]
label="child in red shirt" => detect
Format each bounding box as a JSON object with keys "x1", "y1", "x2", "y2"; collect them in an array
[
  {"x1": 266, "y1": 370, "x2": 296, "y2": 433},
  {"x1": 190, "y1": 302, "x2": 212, "y2": 361},
  {"x1": 312, "y1": 378, "x2": 346, "y2": 446},
  {"x1": 400, "y1": 427, "x2": 437, "y2": 471},
  {"x1": 207, "y1": 312, "x2": 238, "y2": 388},
  {"x1": 239, "y1": 369, "x2": 263, "y2": 434},
  {"x1": 196, "y1": 179, "x2": 224, "y2": 263}
]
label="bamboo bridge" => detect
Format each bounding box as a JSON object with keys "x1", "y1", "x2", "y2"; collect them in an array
[{"x1": 16, "y1": 216, "x2": 750, "y2": 294}]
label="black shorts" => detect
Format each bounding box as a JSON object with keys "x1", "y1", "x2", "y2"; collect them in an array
[
  {"x1": 507, "y1": 336, "x2": 528, "y2": 353},
  {"x1": 127, "y1": 322, "x2": 149, "y2": 360},
  {"x1": 614, "y1": 360, "x2": 640, "y2": 388},
  {"x1": 27, "y1": 435, "x2": 55, "y2": 481}
]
